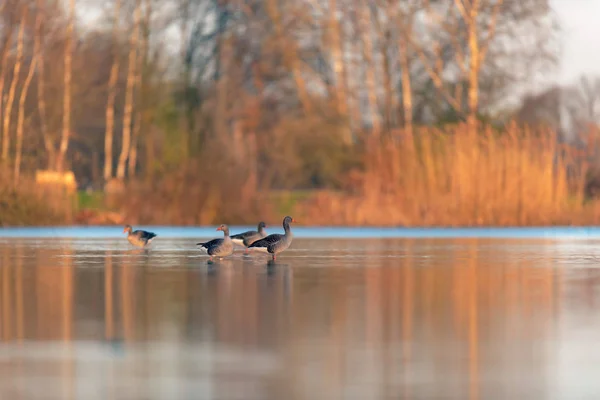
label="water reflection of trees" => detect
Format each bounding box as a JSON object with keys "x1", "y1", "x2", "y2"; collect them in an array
[
  {"x1": 280, "y1": 239, "x2": 564, "y2": 400},
  {"x1": 0, "y1": 238, "x2": 592, "y2": 399}
]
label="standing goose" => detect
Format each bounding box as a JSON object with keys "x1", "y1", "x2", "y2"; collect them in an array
[
  {"x1": 230, "y1": 221, "x2": 268, "y2": 253},
  {"x1": 197, "y1": 224, "x2": 234, "y2": 261},
  {"x1": 123, "y1": 225, "x2": 157, "y2": 248},
  {"x1": 248, "y1": 216, "x2": 296, "y2": 260}
]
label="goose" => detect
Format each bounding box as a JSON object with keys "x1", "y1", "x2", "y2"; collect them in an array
[
  {"x1": 197, "y1": 224, "x2": 234, "y2": 261},
  {"x1": 248, "y1": 216, "x2": 296, "y2": 260},
  {"x1": 230, "y1": 221, "x2": 268, "y2": 253},
  {"x1": 123, "y1": 225, "x2": 157, "y2": 248}
]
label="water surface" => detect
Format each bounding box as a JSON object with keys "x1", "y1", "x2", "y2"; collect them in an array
[{"x1": 1, "y1": 230, "x2": 600, "y2": 399}]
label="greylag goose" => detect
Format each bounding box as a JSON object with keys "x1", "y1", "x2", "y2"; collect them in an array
[
  {"x1": 248, "y1": 216, "x2": 296, "y2": 260},
  {"x1": 196, "y1": 224, "x2": 234, "y2": 261},
  {"x1": 231, "y1": 221, "x2": 268, "y2": 253},
  {"x1": 123, "y1": 225, "x2": 157, "y2": 247}
]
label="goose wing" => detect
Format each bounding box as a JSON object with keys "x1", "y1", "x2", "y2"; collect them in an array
[
  {"x1": 230, "y1": 230, "x2": 257, "y2": 241},
  {"x1": 134, "y1": 230, "x2": 157, "y2": 241},
  {"x1": 249, "y1": 233, "x2": 283, "y2": 249},
  {"x1": 197, "y1": 238, "x2": 223, "y2": 249}
]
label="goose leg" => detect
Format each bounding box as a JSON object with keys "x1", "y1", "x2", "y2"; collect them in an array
[{"x1": 272, "y1": 254, "x2": 276, "y2": 261}]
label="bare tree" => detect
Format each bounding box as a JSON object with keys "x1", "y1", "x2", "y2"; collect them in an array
[
  {"x1": 265, "y1": 0, "x2": 312, "y2": 114},
  {"x1": 57, "y1": 0, "x2": 76, "y2": 172},
  {"x1": 357, "y1": 1, "x2": 380, "y2": 136},
  {"x1": 0, "y1": 10, "x2": 16, "y2": 167},
  {"x1": 409, "y1": 0, "x2": 556, "y2": 130},
  {"x1": 116, "y1": 0, "x2": 141, "y2": 180},
  {"x1": 561, "y1": 76, "x2": 600, "y2": 139},
  {"x1": 104, "y1": 0, "x2": 121, "y2": 182},
  {"x1": 327, "y1": 0, "x2": 348, "y2": 121},
  {"x1": 36, "y1": 0, "x2": 53, "y2": 168},
  {"x1": 411, "y1": 0, "x2": 508, "y2": 131},
  {"x1": 2, "y1": 7, "x2": 27, "y2": 164},
  {"x1": 371, "y1": 3, "x2": 396, "y2": 132},
  {"x1": 128, "y1": 0, "x2": 152, "y2": 178},
  {"x1": 397, "y1": 2, "x2": 419, "y2": 139},
  {"x1": 14, "y1": 52, "x2": 38, "y2": 184},
  {"x1": 15, "y1": 3, "x2": 43, "y2": 183}
]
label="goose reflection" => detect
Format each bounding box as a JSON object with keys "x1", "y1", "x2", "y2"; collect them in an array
[
  {"x1": 104, "y1": 337, "x2": 126, "y2": 357},
  {"x1": 126, "y1": 248, "x2": 149, "y2": 256},
  {"x1": 265, "y1": 259, "x2": 291, "y2": 275},
  {"x1": 205, "y1": 258, "x2": 235, "y2": 276}
]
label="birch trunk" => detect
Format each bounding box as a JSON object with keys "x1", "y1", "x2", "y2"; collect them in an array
[
  {"x1": 0, "y1": 27, "x2": 15, "y2": 165},
  {"x1": 345, "y1": 12, "x2": 362, "y2": 136},
  {"x1": 36, "y1": 0, "x2": 53, "y2": 168},
  {"x1": 328, "y1": 0, "x2": 348, "y2": 120},
  {"x1": 104, "y1": 0, "x2": 121, "y2": 181},
  {"x1": 129, "y1": 0, "x2": 150, "y2": 178},
  {"x1": 358, "y1": 2, "x2": 380, "y2": 136},
  {"x1": 57, "y1": 0, "x2": 75, "y2": 172},
  {"x1": 381, "y1": 29, "x2": 396, "y2": 131},
  {"x1": 15, "y1": 8, "x2": 42, "y2": 183},
  {"x1": 116, "y1": 0, "x2": 140, "y2": 179},
  {"x1": 466, "y1": 0, "x2": 480, "y2": 135},
  {"x1": 399, "y1": 34, "x2": 413, "y2": 140},
  {"x1": 14, "y1": 55, "x2": 37, "y2": 184},
  {"x1": 213, "y1": 5, "x2": 229, "y2": 139},
  {"x1": 2, "y1": 9, "x2": 26, "y2": 164}
]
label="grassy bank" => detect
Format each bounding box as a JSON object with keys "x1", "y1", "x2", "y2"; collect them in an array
[{"x1": 0, "y1": 183, "x2": 74, "y2": 226}]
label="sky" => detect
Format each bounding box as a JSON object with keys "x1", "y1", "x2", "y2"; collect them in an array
[{"x1": 551, "y1": 0, "x2": 600, "y2": 85}]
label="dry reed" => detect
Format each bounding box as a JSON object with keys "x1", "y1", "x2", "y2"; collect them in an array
[{"x1": 303, "y1": 123, "x2": 599, "y2": 226}]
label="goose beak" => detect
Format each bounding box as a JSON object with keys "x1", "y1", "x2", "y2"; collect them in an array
[
  {"x1": 292, "y1": 218, "x2": 298, "y2": 223},
  {"x1": 216, "y1": 227, "x2": 221, "y2": 231}
]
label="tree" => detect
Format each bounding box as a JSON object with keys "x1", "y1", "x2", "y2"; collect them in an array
[
  {"x1": 104, "y1": 0, "x2": 121, "y2": 182},
  {"x1": 413, "y1": 0, "x2": 556, "y2": 132},
  {"x1": 56, "y1": 0, "x2": 76, "y2": 172},
  {"x1": 116, "y1": 0, "x2": 141, "y2": 180},
  {"x1": 2, "y1": 6, "x2": 27, "y2": 165}
]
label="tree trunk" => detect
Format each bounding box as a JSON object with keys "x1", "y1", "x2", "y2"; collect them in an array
[
  {"x1": 381, "y1": 29, "x2": 395, "y2": 131},
  {"x1": 467, "y1": 3, "x2": 480, "y2": 136},
  {"x1": 213, "y1": 6, "x2": 229, "y2": 139},
  {"x1": 104, "y1": 0, "x2": 121, "y2": 182},
  {"x1": 143, "y1": 0, "x2": 154, "y2": 183},
  {"x1": 57, "y1": 0, "x2": 75, "y2": 172},
  {"x1": 116, "y1": 0, "x2": 141, "y2": 180},
  {"x1": 36, "y1": 0, "x2": 53, "y2": 169},
  {"x1": 399, "y1": 34, "x2": 413, "y2": 140},
  {"x1": 129, "y1": 0, "x2": 149, "y2": 178},
  {"x1": 266, "y1": 0, "x2": 311, "y2": 114},
  {"x1": 14, "y1": 55, "x2": 37, "y2": 184},
  {"x1": 328, "y1": 0, "x2": 348, "y2": 121},
  {"x1": 358, "y1": 2, "x2": 380, "y2": 137},
  {"x1": 0, "y1": 27, "x2": 15, "y2": 166},
  {"x1": 2, "y1": 8, "x2": 26, "y2": 165},
  {"x1": 345, "y1": 11, "x2": 362, "y2": 137}
]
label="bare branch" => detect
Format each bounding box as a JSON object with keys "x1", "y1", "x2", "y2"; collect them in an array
[
  {"x1": 411, "y1": 36, "x2": 462, "y2": 111},
  {"x1": 479, "y1": 0, "x2": 504, "y2": 65},
  {"x1": 453, "y1": 0, "x2": 469, "y2": 21}
]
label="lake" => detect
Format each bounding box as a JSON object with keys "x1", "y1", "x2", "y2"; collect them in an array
[{"x1": 2, "y1": 226, "x2": 600, "y2": 399}]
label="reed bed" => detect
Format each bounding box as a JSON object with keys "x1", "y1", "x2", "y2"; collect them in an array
[{"x1": 303, "y1": 123, "x2": 599, "y2": 226}]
